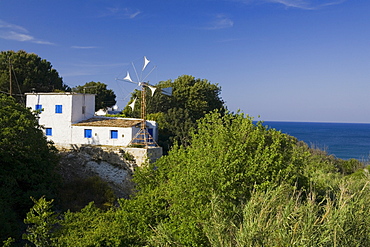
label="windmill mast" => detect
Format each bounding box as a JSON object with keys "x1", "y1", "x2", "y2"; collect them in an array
[
  {"x1": 121, "y1": 56, "x2": 159, "y2": 148},
  {"x1": 140, "y1": 83, "x2": 146, "y2": 131},
  {"x1": 119, "y1": 56, "x2": 171, "y2": 148}
]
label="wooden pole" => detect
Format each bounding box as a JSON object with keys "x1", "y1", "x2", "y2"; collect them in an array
[
  {"x1": 141, "y1": 85, "x2": 146, "y2": 130},
  {"x1": 9, "y1": 58, "x2": 12, "y2": 97}
]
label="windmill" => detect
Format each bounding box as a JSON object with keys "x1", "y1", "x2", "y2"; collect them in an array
[{"x1": 117, "y1": 56, "x2": 172, "y2": 148}]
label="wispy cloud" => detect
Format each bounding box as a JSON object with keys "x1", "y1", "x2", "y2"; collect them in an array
[
  {"x1": 0, "y1": 20, "x2": 28, "y2": 33},
  {"x1": 205, "y1": 14, "x2": 234, "y2": 30},
  {"x1": 71, "y1": 46, "x2": 99, "y2": 49},
  {"x1": 0, "y1": 20, "x2": 54, "y2": 45},
  {"x1": 235, "y1": 0, "x2": 347, "y2": 10},
  {"x1": 100, "y1": 7, "x2": 141, "y2": 19}
]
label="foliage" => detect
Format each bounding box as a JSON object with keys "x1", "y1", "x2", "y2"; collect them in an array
[
  {"x1": 123, "y1": 75, "x2": 225, "y2": 151},
  {"x1": 2, "y1": 238, "x2": 15, "y2": 247},
  {"x1": 0, "y1": 95, "x2": 59, "y2": 242},
  {"x1": 130, "y1": 111, "x2": 310, "y2": 245},
  {"x1": 58, "y1": 176, "x2": 116, "y2": 212},
  {"x1": 119, "y1": 149, "x2": 135, "y2": 161},
  {"x1": 54, "y1": 203, "x2": 121, "y2": 246},
  {"x1": 18, "y1": 171, "x2": 370, "y2": 246},
  {"x1": 9, "y1": 109, "x2": 369, "y2": 246},
  {"x1": 202, "y1": 177, "x2": 370, "y2": 247},
  {"x1": 22, "y1": 197, "x2": 58, "y2": 247},
  {"x1": 73, "y1": 81, "x2": 116, "y2": 111},
  {"x1": 0, "y1": 50, "x2": 69, "y2": 103}
]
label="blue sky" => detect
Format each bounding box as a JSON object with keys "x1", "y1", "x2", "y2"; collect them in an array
[{"x1": 1, "y1": 0, "x2": 370, "y2": 123}]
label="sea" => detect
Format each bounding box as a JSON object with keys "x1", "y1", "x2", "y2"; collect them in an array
[{"x1": 260, "y1": 121, "x2": 370, "y2": 161}]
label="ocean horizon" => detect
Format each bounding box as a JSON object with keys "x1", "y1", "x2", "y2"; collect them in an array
[{"x1": 259, "y1": 121, "x2": 370, "y2": 161}]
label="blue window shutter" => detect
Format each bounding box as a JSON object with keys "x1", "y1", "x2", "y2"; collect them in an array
[
  {"x1": 55, "y1": 105, "x2": 62, "y2": 113},
  {"x1": 111, "y1": 130, "x2": 118, "y2": 139},
  {"x1": 45, "y1": 128, "x2": 52, "y2": 136},
  {"x1": 84, "y1": 129, "x2": 92, "y2": 138},
  {"x1": 35, "y1": 104, "x2": 42, "y2": 110}
]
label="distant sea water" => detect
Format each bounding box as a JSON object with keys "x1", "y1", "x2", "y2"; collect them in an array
[{"x1": 261, "y1": 121, "x2": 370, "y2": 161}]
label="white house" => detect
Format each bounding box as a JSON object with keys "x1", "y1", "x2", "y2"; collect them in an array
[{"x1": 25, "y1": 92, "x2": 158, "y2": 148}]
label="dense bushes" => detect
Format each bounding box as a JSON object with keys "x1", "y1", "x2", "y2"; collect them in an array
[
  {"x1": 203, "y1": 178, "x2": 370, "y2": 247},
  {"x1": 58, "y1": 176, "x2": 116, "y2": 212},
  {"x1": 0, "y1": 95, "x2": 59, "y2": 242},
  {"x1": 130, "y1": 111, "x2": 310, "y2": 245},
  {"x1": 18, "y1": 111, "x2": 369, "y2": 246}
]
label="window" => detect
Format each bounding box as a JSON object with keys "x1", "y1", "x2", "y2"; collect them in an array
[
  {"x1": 82, "y1": 106, "x2": 86, "y2": 114},
  {"x1": 110, "y1": 130, "x2": 118, "y2": 139},
  {"x1": 55, "y1": 105, "x2": 62, "y2": 113},
  {"x1": 84, "y1": 129, "x2": 92, "y2": 138},
  {"x1": 35, "y1": 104, "x2": 42, "y2": 111},
  {"x1": 45, "y1": 128, "x2": 52, "y2": 136}
]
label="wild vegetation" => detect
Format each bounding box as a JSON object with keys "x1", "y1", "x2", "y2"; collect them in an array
[
  {"x1": 123, "y1": 75, "x2": 225, "y2": 152},
  {"x1": 72, "y1": 81, "x2": 117, "y2": 111},
  {"x1": 0, "y1": 50, "x2": 69, "y2": 104},
  {"x1": 0, "y1": 95, "x2": 59, "y2": 241},
  {"x1": 1, "y1": 51, "x2": 369, "y2": 246},
  {"x1": 4, "y1": 106, "x2": 368, "y2": 246}
]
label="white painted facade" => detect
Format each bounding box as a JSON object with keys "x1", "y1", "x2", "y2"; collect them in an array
[
  {"x1": 71, "y1": 124, "x2": 138, "y2": 146},
  {"x1": 25, "y1": 93, "x2": 158, "y2": 148}
]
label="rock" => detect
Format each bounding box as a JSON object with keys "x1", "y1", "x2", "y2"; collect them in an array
[{"x1": 57, "y1": 147, "x2": 137, "y2": 199}]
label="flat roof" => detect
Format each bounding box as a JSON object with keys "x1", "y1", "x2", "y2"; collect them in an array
[
  {"x1": 72, "y1": 117, "x2": 141, "y2": 128},
  {"x1": 25, "y1": 92, "x2": 95, "y2": 96}
]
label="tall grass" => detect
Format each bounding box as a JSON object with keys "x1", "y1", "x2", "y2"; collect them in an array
[{"x1": 203, "y1": 174, "x2": 370, "y2": 247}]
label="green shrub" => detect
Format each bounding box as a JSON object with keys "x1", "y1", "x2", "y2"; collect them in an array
[{"x1": 58, "y1": 176, "x2": 115, "y2": 211}]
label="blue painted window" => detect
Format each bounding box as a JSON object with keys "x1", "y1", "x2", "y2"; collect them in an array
[
  {"x1": 55, "y1": 105, "x2": 62, "y2": 113},
  {"x1": 35, "y1": 104, "x2": 42, "y2": 111},
  {"x1": 84, "y1": 129, "x2": 92, "y2": 138},
  {"x1": 111, "y1": 130, "x2": 118, "y2": 139},
  {"x1": 45, "y1": 128, "x2": 52, "y2": 136}
]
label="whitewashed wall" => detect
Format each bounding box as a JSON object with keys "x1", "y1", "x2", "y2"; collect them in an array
[
  {"x1": 26, "y1": 93, "x2": 158, "y2": 148},
  {"x1": 71, "y1": 94, "x2": 95, "y2": 123},
  {"x1": 26, "y1": 93, "x2": 95, "y2": 145},
  {"x1": 71, "y1": 125, "x2": 140, "y2": 146}
]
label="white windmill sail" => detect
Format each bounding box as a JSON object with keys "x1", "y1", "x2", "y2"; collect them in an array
[
  {"x1": 148, "y1": 85, "x2": 157, "y2": 96},
  {"x1": 161, "y1": 87, "x2": 172, "y2": 96},
  {"x1": 116, "y1": 56, "x2": 172, "y2": 148},
  {"x1": 128, "y1": 97, "x2": 137, "y2": 111},
  {"x1": 143, "y1": 56, "x2": 150, "y2": 71},
  {"x1": 124, "y1": 72, "x2": 134, "y2": 83}
]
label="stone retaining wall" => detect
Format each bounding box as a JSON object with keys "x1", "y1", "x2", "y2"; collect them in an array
[{"x1": 55, "y1": 144, "x2": 162, "y2": 166}]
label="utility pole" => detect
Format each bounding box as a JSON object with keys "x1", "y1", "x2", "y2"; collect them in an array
[{"x1": 9, "y1": 58, "x2": 12, "y2": 97}]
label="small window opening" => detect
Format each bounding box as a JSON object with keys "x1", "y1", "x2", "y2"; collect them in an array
[
  {"x1": 45, "y1": 128, "x2": 52, "y2": 136},
  {"x1": 55, "y1": 105, "x2": 62, "y2": 113},
  {"x1": 111, "y1": 130, "x2": 118, "y2": 139},
  {"x1": 84, "y1": 129, "x2": 92, "y2": 138}
]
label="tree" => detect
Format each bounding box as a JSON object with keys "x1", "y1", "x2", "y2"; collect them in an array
[
  {"x1": 130, "y1": 111, "x2": 309, "y2": 245},
  {"x1": 73, "y1": 81, "x2": 116, "y2": 111},
  {"x1": 0, "y1": 94, "x2": 59, "y2": 242},
  {"x1": 23, "y1": 197, "x2": 58, "y2": 247},
  {"x1": 123, "y1": 75, "x2": 225, "y2": 150},
  {"x1": 16, "y1": 110, "x2": 370, "y2": 246},
  {"x1": 0, "y1": 50, "x2": 70, "y2": 103}
]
